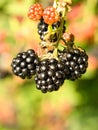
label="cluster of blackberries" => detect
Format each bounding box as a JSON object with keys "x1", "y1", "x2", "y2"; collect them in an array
[
  {"x1": 11, "y1": 47, "x2": 88, "y2": 93},
  {"x1": 11, "y1": 49, "x2": 39, "y2": 79},
  {"x1": 37, "y1": 18, "x2": 66, "y2": 43},
  {"x1": 11, "y1": 3, "x2": 89, "y2": 93},
  {"x1": 35, "y1": 58, "x2": 66, "y2": 93},
  {"x1": 59, "y1": 47, "x2": 88, "y2": 81}
]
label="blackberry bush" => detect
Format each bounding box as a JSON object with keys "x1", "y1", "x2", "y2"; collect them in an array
[
  {"x1": 11, "y1": 49, "x2": 39, "y2": 79},
  {"x1": 35, "y1": 58, "x2": 66, "y2": 93},
  {"x1": 11, "y1": 0, "x2": 89, "y2": 93}
]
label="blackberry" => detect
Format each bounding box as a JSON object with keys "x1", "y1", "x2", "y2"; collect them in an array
[
  {"x1": 28, "y1": 4, "x2": 43, "y2": 21},
  {"x1": 11, "y1": 49, "x2": 40, "y2": 79},
  {"x1": 37, "y1": 19, "x2": 48, "y2": 41},
  {"x1": 58, "y1": 47, "x2": 88, "y2": 81},
  {"x1": 38, "y1": 19, "x2": 66, "y2": 43},
  {"x1": 43, "y1": 6, "x2": 60, "y2": 25},
  {"x1": 34, "y1": 58, "x2": 66, "y2": 93},
  {"x1": 63, "y1": 32, "x2": 74, "y2": 43}
]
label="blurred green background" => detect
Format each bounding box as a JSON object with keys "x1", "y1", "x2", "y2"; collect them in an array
[{"x1": 0, "y1": 0, "x2": 98, "y2": 130}]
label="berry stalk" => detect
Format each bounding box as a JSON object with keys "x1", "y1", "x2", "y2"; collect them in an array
[
  {"x1": 53, "y1": 2, "x2": 70, "y2": 57},
  {"x1": 53, "y1": 0, "x2": 58, "y2": 8},
  {"x1": 55, "y1": 11, "x2": 66, "y2": 47}
]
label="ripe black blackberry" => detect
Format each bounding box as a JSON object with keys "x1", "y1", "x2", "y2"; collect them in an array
[
  {"x1": 58, "y1": 47, "x2": 88, "y2": 81},
  {"x1": 11, "y1": 49, "x2": 40, "y2": 79},
  {"x1": 38, "y1": 18, "x2": 48, "y2": 41},
  {"x1": 34, "y1": 58, "x2": 66, "y2": 93},
  {"x1": 37, "y1": 19, "x2": 66, "y2": 42}
]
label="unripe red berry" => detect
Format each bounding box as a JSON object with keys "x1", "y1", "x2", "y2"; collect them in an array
[
  {"x1": 63, "y1": 32, "x2": 74, "y2": 42},
  {"x1": 28, "y1": 4, "x2": 43, "y2": 21},
  {"x1": 43, "y1": 6, "x2": 60, "y2": 24}
]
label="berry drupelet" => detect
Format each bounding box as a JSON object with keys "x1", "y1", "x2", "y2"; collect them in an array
[
  {"x1": 35, "y1": 58, "x2": 66, "y2": 93},
  {"x1": 59, "y1": 47, "x2": 88, "y2": 81},
  {"x1": 11, "y1": 49, "x2": 40, "y2": 79}
]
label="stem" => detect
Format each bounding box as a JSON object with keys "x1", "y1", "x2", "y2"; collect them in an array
[
  {"x1": 55, "y1": 6, "x2": 68, "y2": 48},
  {"x1": 53, "y1": 0, "x2": 58, "y2": 8},
  {"x1": 52, "y1": 4, "x2": 69, "y2": 58},
  {"x1": 61, "y1": 37, "x2": 74, "y2": 51}
]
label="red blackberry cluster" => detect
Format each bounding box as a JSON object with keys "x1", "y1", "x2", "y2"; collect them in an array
[
  {"x1": 28, "y1": 4, "x2": 60, "y2": 25},
  {"x1": 11, "y1": 49, "x2": 39, "y2": 79},
  {"x1": 59, "y1": 47, "x2": 88, "y2": 81},
  {"x1": 35, "y1": 58, "x2": 65, "y2": 93}
]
